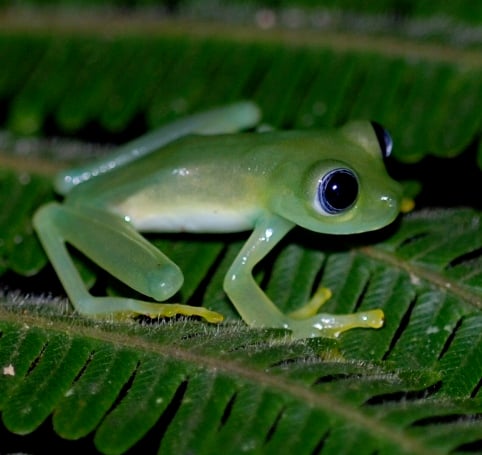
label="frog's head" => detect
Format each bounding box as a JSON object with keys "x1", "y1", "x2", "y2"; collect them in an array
[{"x1": 268, "y1": 121, "x2": 403, "y2": 235}]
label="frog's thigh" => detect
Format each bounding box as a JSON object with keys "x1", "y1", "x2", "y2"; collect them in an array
[
  {"x1": 34, "y1": 202, "x2": 183, "y2": 302},
  {"x1": 56, "y1": 103, "x2": 261, "y2": 195}
]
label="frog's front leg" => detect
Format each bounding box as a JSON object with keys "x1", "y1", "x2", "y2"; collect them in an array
[
  {"x1": 223, "y1": 214, "x2": 384, "y2": 339},
  {"x1": 33, "y1": 202, "x2": 222, "y2": 322}
]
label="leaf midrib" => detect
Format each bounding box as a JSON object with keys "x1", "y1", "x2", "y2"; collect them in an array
[
  {"x1": 0, "y1": 305, "x2": 441, "y2": 455},
  {"x1": 0, "y1": 14, "x2": 481, "y2": 68}
]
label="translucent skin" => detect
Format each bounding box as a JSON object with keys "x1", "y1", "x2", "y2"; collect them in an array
[{"x1": 33, "y1": 102, "x2": 402, "y2": 339}]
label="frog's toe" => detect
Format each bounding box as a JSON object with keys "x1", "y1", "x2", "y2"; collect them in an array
[
  {"x1": 131, "y1": 301, "x2": 224, "y2": 323},
  {"x1": 150, "y1": 303, "x2": 224, "y2": 323},
  {"x1": 287, "y1": 309, "x2": 384, "y2": 340},
  {"x1": 289, "y1": 287, "x2": 332, "y2": 319}
]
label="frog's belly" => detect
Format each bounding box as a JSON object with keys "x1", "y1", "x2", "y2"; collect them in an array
[{"x1": 118, "y1": 205, "x2": 258, "y2": 233}]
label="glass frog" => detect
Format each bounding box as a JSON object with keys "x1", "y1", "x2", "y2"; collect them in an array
[{"x1": 33, "y1": 102, "x2": 402, "y2": 339}]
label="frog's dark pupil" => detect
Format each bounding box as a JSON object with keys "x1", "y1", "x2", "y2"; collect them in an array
[{"x1": 320, "y1": 169, "x2": 358, "y2": 214}]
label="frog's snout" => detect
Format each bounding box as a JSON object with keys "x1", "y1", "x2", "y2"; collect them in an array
[{"x1": 382, "y1": 186, "x2": 404, "y2": 221}]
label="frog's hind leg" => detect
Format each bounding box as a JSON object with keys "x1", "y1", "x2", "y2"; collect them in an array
[
  {"x1": 55, "y1": 102, "x2": 261, "y2": 194},
  {"x1": 33, "y1": 202, "x2": 223, "y2": 322}
]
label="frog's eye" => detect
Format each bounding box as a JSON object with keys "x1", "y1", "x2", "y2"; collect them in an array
[
  {"x1": 371, "y1": 121, "x2": 393, "y2": 158},
  {"x1": 317, "y1": 168, "x2": 359, "y2": 215}
]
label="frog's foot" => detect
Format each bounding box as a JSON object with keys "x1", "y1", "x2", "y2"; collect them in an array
[
  {"x1": 285, "y1": 309, "x2": 384, "y2": 340},
  {"x1": 78, "y1": 297, "x2": 224, "y2": 323},
  {"x1": 288, "y1": 287, "x2": 332, "y2": 319}
]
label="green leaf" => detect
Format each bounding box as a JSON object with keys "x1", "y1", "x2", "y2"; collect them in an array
[
  {"x1": 0, "y1": 3, "x2": 481, "y2": 453},
  {"x1": 1, "y1": 208, "x2": 481, "y2": 454},
  {"x1": 1, "y1": 8, "x2": 482, "y2": 165}
]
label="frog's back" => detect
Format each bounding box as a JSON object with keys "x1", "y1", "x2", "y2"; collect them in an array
[
  {"x1": 64, "y1": 131, "x2": 313, "y2": 232},
  {"x1": 65, "y1": 131, "x2": 313, "y2": 206}
]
